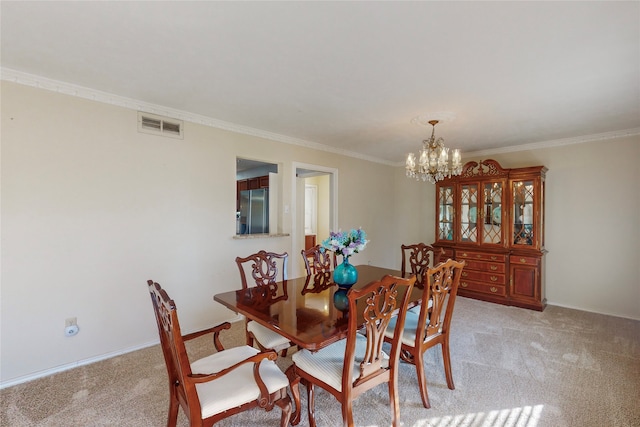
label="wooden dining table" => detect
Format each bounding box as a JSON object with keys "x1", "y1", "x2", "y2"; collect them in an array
[{"x1": 214, "y1": 265, "x2": 422, "y2": 351}]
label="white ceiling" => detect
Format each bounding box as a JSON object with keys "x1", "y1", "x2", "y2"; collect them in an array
[{"x1": 2, "y1": 1, "x2": 639, "y2": 164}]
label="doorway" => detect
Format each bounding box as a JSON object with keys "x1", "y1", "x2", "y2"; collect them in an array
[{"x1": 292, "y1": 163, "x2": 338, "y2": 277}]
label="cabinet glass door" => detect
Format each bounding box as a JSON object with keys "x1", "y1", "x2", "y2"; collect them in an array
[
  {"x1": 482, "y1": 182, "x2": 503, "y2": 244},
  {"x1": 438, "y1": 185, "x2": 454, "y2": 241},
  {"x1": 459, "y1": 184, "x2": 478, "y2": 243},
  {"x1": 513, "y1": 180, "x2": 535, "y2": 246}
]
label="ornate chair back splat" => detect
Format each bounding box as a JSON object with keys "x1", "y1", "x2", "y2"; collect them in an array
[
  {"x1": 401, "y1": 243, "x2": 445, "y2": 289},
  {"x1": 301, "y1": 244, "x2": 336, "y2": 275}
]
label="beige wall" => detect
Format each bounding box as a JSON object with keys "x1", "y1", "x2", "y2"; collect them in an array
[
  {"x1": 0, "y1": 82, "x2": 419, "y2": 385},
  {"x1": 1, "y1": 81, "x2": 638, "y2": 386},
  {"x1": 467, "y1": 139, "x2": 639, "y2": 318}
]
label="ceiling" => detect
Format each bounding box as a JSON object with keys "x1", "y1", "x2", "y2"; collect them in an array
[{"x1": 2, "y1": 1, "x2": 639, "y2": 165}]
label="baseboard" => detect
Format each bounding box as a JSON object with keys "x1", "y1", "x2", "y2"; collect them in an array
[
  {"x1": 546, "y1": 301, "x2": 640, "y2": 321},
  {"x1": 0, "y1": 340, "x2": 158, "y2": 390},
  {"x1": 0, "y1": 316, "x2": 245, "y2": 390}
]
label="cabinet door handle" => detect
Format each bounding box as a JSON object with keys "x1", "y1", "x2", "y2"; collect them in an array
[
  {"x1": 476, "y1": 254, "x2": 482, "y2": 258},
  {"x1": 520, "y1": 258, "x2": 527, "y2": 263},
  {"x1": 490, "y1": 287, "x2": 498, "y2": 293},
  {"x1": 490, "y1": 265, "x2": 498, "y2": 271},
  {"x1": 462, "y1": 272, "x2": 468, "y2": 277},
  {"x1": 490, "y1": 276, "x2": 498, "y2": 282},
  {"x1": 462, "y1": 252, "x2": 468, "y2": 257},
  {"x1": 491, "y1": 256, "x2": 497, "y2": 261},
  {"x1": 461, "y1": 282, "x2": 468, "y2": 288}
]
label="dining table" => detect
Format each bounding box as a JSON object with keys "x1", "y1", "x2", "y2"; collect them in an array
[{"x1": 213, "y1": 265, "x2": 422, "y2": 351}]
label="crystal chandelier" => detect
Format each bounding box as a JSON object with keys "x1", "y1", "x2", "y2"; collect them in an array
[{"x1": 405, "y1": 119, "x2": 462, "y2": 183}]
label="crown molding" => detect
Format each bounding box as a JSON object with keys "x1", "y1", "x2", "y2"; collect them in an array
[
  {"x1": 3, "y1": 68, "x2": 637, "y2": 169},
  {"x1": 392, "y1": 126, "x2": 640, "y2": 167},
  {"x1": 464, "y1": 127, "x2": 640, "y2": 158},
  {"x1": 1, "y1": 68, "x2": 396, "y2": 167}
]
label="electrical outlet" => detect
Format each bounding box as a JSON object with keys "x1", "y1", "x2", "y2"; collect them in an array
[{"x1": 64, "y1": 317, "x2": 79, "y2": 337}]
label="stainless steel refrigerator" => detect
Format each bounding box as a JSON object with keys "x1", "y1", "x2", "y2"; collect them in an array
[{"x1": 238, "y1": 189, "x2": 269, "y2": 234}]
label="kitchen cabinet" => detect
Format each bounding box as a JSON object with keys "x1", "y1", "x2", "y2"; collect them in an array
[{"x1": 305, "y1": 235, "x2": 316, "y2": 251}]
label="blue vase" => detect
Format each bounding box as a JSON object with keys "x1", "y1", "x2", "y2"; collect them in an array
[
  {"x1": 333, "y1": 256, "x2": 358, "y2": 288},
  {"x1": 333, "y1": 288, "x2": 349, "y2": 311}
]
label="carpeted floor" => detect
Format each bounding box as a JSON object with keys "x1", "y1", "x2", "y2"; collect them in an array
[{"x1": 1, "y1": 297, "x2": 639, "y2": 426}]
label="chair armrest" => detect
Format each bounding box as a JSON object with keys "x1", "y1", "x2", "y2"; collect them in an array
[
  {"x1": 189, "y1": 349, "x2": 277, "y2": 382},
  {"x1": 182, "y1": 321, "x2": 231, "y2": 352}
]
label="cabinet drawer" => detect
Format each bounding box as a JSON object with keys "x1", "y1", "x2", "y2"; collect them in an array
[
  {"x1": 459, "y1": 280, "x2": 506, "y2": 296},
  {"x1": 460, "y1": 270, "x2": 506, "y2": 284},
  {"x1": 457, "y1": 251, "x2": 506, "y2": 263},
  {"x1": 441, "y1": 248, "x2": 455, "y2": 260},
  {"x1": 510, "y1": 255, "x2": 539, "y2": 266},
  {"x1": 462, "y1": 259, "x2": 505, "y2": 274}
]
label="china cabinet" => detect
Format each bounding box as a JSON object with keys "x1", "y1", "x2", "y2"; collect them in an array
[{"x1": 433, "y1": 159, "x2": 547, "y2": 311}]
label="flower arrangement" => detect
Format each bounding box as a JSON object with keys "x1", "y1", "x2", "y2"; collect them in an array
[{"x1": 321, "y1": 228, "x2": 369, "y2": 258}]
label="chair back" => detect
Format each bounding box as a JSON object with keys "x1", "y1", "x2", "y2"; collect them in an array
[
  {"x1": 301, "y1": 245, "x2": 336, "y2": 275},
  {"x1": 344, "y1": 274, "x2": 416, "y2": 390},
  {"x1": 147, "y1": 280, "x2": 199, "y2": 417},
  {"x1": 236, "y1": 250, "x2": 288, "y2": 290},
  {"x1": 401, "y1": 243, "x2": 445, "y2": 288},
  {"x1": 415, "y1": 259, "x2": 465, "y2": 344}
]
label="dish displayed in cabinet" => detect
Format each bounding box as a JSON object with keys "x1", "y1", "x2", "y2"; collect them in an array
[{"x1": 492, "y1": 206, "x2": 501, "y2": 224}]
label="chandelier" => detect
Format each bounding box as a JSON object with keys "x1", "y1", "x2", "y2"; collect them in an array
[{"x1": 405, "y1": 119, "x2": 462, "y2": 183}]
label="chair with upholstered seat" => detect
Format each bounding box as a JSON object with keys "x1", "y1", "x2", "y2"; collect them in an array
[
  {"x1": 235, "y1": 250, "x2": 294, "y2": 356},
  {"x1": 146, "y1": 280, "x2": 292, "y2": 427},
  {"x1": 384, "y1": 258, "x2": 465, "y2": 408},
  {"x1": 301, "y1": 244, "x2": 336, "y2": 275},
  {"x1": 287, "y1": 274, "x2": 416, "y2": 427}
]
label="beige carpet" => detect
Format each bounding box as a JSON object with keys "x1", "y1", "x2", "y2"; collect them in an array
[{"x1": 2, "y1": 297, "x2": 639, "y2": 427}]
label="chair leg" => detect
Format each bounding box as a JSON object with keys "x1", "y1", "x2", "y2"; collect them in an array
[
  {"x1": 388, "y1": 370, "x2": 401, "y2": 427},
  {"x1": 307, "y1": 382, "x2": 317, "y2": 427},
  {"x1": 167, "y1": 387, "x2": 179, "y2": 427},
  {"x1": 341, "y1": 397, "x2": 355, "y2": 427},
  {"x1": 415, "y1": 350, "x2": 431, "y2": 409},
  {"x1": 441, "y1": 339, "x2": 455, "y2": 390},
  {"x1": 285, "y1": 365, "x2": 302, "y2": 426},
  {"x1": 276, "y1": 393, "x2": 293, "y2": 427}
]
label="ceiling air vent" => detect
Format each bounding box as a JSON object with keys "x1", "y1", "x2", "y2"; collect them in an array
[{"x1": 137, "y1": 112, "x2": 183, "y2": 139}]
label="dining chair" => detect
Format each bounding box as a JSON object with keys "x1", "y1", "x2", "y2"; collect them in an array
[
  {"x1": 384, "y1": 258, "x2": 465, "y2": 408},
  {"x1": 287, "y1": 274, "x2": 416, "y2": 427},
  {"x1": 146, "y1": 280, "x2": 292, "y2": 427},
  {"x1": 301, "y1": 244, "x2": 336, "y2": 275},
  {"x1": 235, "y1": 250, "x2": 294, "y2": 356}
]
